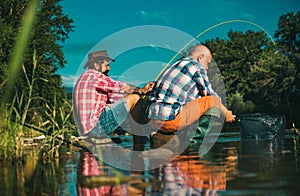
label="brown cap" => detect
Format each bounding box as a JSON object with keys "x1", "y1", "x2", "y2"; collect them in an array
[{"x1": 83, "y1": 50, "x2": 115, "y2": 69}]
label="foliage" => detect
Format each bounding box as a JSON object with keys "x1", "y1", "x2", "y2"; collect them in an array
[
  {"x1": 0, "y1": 0, "x2": 75, "y2": 159},
  {"x1": 249, "y1": 47, "x2": 295, "y2": 111},
  {"x1": 0, "y1": 0, "x2": 74, "y2": 122},
  {"x1": 0, "y1": 49, "x2": 76, "y2": 159},
  {"x1": 205, "y1": 29, "x2": 297, "y2": 121},
  {"x1": 274, "y1": 11, "x2": 300, "y2": 127},
  {"x1": 0, "y1": 0, "x2": 40, "y2": 159},
  {"x1": 274, "y1": 12, "x2": 300, "y2": 69},
  {"x1": 227, "y1": 92, "x2": 255, "y2": 114},
  {"x1": 0, "y1": 105, "x2": 17, "y2": 158}
]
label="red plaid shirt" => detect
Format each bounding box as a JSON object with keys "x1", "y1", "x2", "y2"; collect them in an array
[
  {"x1": 73, "y1": 69, "x2": 126, "y2": 135},
  {"x1": 77, "y1": 152, "x2": 127, "y2": 195}
]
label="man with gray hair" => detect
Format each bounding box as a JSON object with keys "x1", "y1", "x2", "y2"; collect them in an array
[{"x1": 146, "y1": 44, "x2": 235, "y2": 134}]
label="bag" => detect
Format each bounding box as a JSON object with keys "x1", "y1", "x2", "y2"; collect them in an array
[{"x1": 238, "y1": 113, "x2": 286, "y2": 140}]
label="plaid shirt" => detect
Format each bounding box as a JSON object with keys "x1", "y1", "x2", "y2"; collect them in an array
[
  {"x1": 146, "y1": 56, "x2": 218, "y2": 120},
  {"x1": 73, "y1": 69, "x2": 126, "y2": 135},
  {"x1": 77, "y1": 152, "x2": 128, "y2": 195}
]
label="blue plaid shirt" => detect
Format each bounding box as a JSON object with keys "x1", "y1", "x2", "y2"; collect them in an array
[{"x1": 146, "y1": 56, "x2": 218, "y2": 120}]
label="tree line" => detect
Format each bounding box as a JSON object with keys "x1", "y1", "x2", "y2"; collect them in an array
[
  {"x1": 205, "y1": 12, "x2": 300, "y2": 127},
  {"x1": 0, "y1": 0, "x2": 74, "y2": 132},
  {"x1": 0, "y1": 0, "x2": 299, "y2": 134}
]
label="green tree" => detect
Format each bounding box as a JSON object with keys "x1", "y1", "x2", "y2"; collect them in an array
[
  {"x1": 206, "y1": 31, "x2": 270, "y2": 98},
  {"x1": 274, "y1": 11, "x2": 300, "y2": 127},
  {"x1": 205, "y1": 30, "x2": 296, "y2": 123},
  {"x1": 25, "y1": 0, "x2": 74, "y2": 124},
  {"x1": 0, "y1": 0, "x2": 74, "y2": 126},
  {"x1": 274, "y1": 12, "x2": 300, "y2": 70},
  {"x1": 0, "y1": 0, "x2": 25, "y2": 86},
  {"x1": 249, "y1": 47, "x2": 295, "y2": 113}
]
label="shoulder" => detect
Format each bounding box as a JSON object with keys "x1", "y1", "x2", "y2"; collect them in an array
[
  {"x1": 178, "y1": 57, "x2": 199, "y2": 68},
  {"x1": 77, "y1": 70, "x2": 109, "y2": 84},
  {"x1": 81, "y1": 69, "x2": 99, "y2": 77},
  {"x1": 178, "y1": 58, "x2": 202, "y2": 74}
]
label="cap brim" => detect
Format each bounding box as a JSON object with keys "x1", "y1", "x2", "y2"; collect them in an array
[
  {"x1": 84, "y1": 57, "x2": 115, "y2": 69},
  {"x1": 106, "y1": 57, "x2": 115, "y2": 62}
]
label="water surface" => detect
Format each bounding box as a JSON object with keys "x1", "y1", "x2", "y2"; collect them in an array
[{"x1": 1, "y1": 128, "x2": 299, "y2": 195}]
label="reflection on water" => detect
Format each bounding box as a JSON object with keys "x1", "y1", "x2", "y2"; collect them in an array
[
  {"x1": 227, "y1": 137, "x2": 300, "y2": 195},
  {"x1": 159, "y1": 155, "x2": 226, "y2": 195},
  {"x1": 0, "y1": 129, "x2": 300, "y2": 195},
  {"x1": 76, "y1": 152, "x2": 128, "y2": 195}
]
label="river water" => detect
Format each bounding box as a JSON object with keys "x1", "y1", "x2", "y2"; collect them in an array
[{"x1": 1, "y1": 126, "x2": 299, "y2": 195}]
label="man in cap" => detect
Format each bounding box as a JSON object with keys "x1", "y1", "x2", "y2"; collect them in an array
[{"x1": 73, "y1": 50, "x2": 155, "y2": 137}]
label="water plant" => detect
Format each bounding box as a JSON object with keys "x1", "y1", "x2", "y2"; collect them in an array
[
  {"x1": 0, "y1": 0, "x2": 39, "y2": 159},
  {"x1": 0, "y1": 48, "x2": 76, "y2": 160},
  {"x1": 0, "y1": 0, "x2": 76, "y2": 160}
]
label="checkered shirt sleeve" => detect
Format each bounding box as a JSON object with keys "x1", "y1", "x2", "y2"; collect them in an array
[
  {"x1": 147, "y1": 57, "x2": 218, "y2": 120},
  {"x1": 73, "y1": 70, "x2": 126, "y2": 135}
]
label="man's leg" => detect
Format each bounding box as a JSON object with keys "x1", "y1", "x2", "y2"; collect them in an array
[
  {"x1": 149, "y1": 98, "x2": 222, "y2": 151},
  {"x1": 87, "y1": 95, "x2": 139, "y2": 138},
  {"x1": 124, "y1": 94, "x2": 140, "y2": 110},
  {"x1": 195, "y1": 107, "x2": 221, "y2": 138},
  {"x1": 128, "y1": 96, "x2": 151, "y2": 149},
  {"x1": 149, "y1": 96, "x2": 222, "y2": 132}
]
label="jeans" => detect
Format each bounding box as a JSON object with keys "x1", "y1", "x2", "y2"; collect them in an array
[{"x1": 87, "y1": 98, "x2": 129, "y2": 138}]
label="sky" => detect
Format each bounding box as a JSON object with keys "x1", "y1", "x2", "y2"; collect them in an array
[{"x1": 58, "y1": 0, "x2": 300, "y2": 87}]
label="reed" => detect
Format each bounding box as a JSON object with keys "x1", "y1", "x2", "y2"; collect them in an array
[
  {"x1": 40, "y1": 94, "x2": 76, "y2": 160},
  {"x1": 0, "y1": 0, "x2": 77, "y2": 160},
  {"x1": 0, "y1": 55, "x2": 77, "y2": 160},
  {"x1": 0, "y1": 0, "x2": 39, "y2": 110},
  {"x1": 0, "y1": 0, "x2": 39, "y2": 159}
]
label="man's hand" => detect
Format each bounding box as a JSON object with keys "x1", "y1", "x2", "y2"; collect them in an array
[
  {"x1": 132, "y1": 81, "x2": 155, "y2": 95},
  {"x1": 225, "y1": 110, "x2": 235, "y2": 123},
  {"x1": 143, "y1": 81, "x2": 155, "y2": 93}
]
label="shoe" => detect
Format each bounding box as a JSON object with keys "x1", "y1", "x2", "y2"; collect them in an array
[{"x1": 150, "y1": 130, "x2": 180, "y2": 150}]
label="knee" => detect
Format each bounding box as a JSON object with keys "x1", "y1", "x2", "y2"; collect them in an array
[
  {"x1": 124, "y1": 94, "x2": 140, "y2": 110},
  {"x1": 197, "y1": 96, "x2": 221, "y2": 108},
  {"x1": 203, "y1": 107, "x2": 221, "y2": 117}
]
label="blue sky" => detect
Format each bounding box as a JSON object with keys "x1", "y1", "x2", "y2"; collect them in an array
[{"x1": 58, "y1": 0, "x2": 300, "y2": 87}]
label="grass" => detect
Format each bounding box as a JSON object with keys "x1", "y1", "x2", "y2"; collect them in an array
[
  {"x1": 0, "y1": 0, "x2": 39, "y2": 159},
  {"x1": 0, "y1": 1, "x2": 123, "y2": 193},
  {"x1": 0, "y1": 0, "x2": 77, "y2": 160},
  {"x1": 0, "y1": 48, "x2": 76, "y2": 159}
]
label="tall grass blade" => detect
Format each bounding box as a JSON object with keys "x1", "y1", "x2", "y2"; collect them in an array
[{"x1": 0, "y1": 0, "x2": 39, "y2": 111}]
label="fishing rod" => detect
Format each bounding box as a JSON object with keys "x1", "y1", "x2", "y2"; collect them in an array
[
  {"x1": 23, "y1": 123, "x2": 123, "y2": 150},
  {"x1": 155, "y1": 19, "x2": 274, "y2": 81},
  {"x1": 23, "y1": 123, "x2": 89, "y2": 150},
  {"x1": 154, "y1": 19, "x2": 299, "y2": 134}
]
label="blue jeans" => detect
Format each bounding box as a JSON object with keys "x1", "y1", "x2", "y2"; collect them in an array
[{"x1": 87, "y1": 98, "x2": 129, "y2": 138}]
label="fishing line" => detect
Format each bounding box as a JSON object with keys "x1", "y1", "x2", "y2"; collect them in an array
[
  {"x1": 154, "y1": 19, "x2": 298, "y2": 133},
  {"x1": 155, "y1": 19, "x2": 275, "y2": 81}
]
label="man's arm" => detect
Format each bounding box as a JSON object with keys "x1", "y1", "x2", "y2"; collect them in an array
[
  {"x1": 196, "y1": 65, "x2": 235, "y2": 122},
  {"x1": 124, "y1": 84, "x2": 139, "y2": 94},
  {"x1": 196, "y1": 66, "x2": 218, "y2": 97},
  {"x1": 124, "y1": 82, "x2": 155, "y2": 95},
  {"x1": 219, "y1": 103, "x2": 235, "y2": 123}
]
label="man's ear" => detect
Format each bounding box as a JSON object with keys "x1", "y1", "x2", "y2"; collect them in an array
[
  {"x1": 199, "y1": 53, "x2": 205, "y2": 59},
  {"x1": 197, "y1": 53, "x2": 205, "y2": 62},
  {"x1": 94, "y1": 62, "x2": 100, "y2": 70}
]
